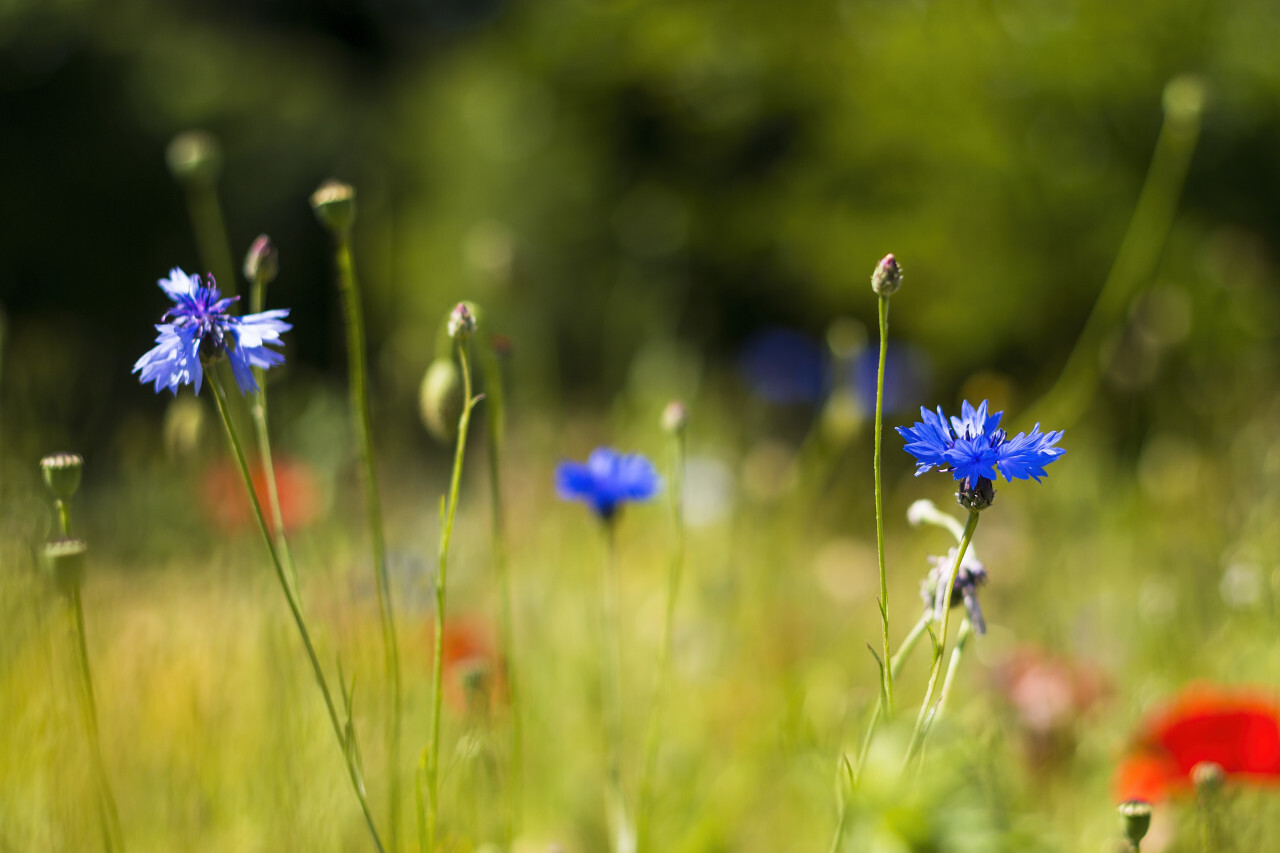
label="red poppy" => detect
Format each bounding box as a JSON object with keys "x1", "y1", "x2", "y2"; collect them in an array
[
  {"x1": 201, "y1": 456, "x2": 321, "y2": 532},
  {"x1": 426, "y1": 617, "x2": 505, "y2": 714},
  {"x1": 1115, "y1": 687, "x2": 1280, "y2": 802}
]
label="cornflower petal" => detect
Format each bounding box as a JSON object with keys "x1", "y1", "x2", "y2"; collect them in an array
[{"x1": 556, "y1": 447, "x2": 661, "y2": 520}]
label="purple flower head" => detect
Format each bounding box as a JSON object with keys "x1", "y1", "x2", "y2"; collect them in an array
[
  {"x1": 555, "y1": 447, "x2": 661, "y2": 521},
  {"x1": 897, "y1": 400, "x2": 1064, "y2": 492},
  {"x1": 133, "y1": 268, "x2": 291, "y2": 395},
  {"x1": 922, "y1": 548, "x2": 989, "y2": 634}
]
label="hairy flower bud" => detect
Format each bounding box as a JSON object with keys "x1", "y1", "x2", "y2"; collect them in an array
[
  {"x1": 419, "y1": 358, "x2": 464, "y2": 444},
  {"x1": 243, "y1": 235, "x2": 279, "y2": 285},
  {"x1": 448, "y1": 302, "x2": 477, "y2": 341},
  {"x1": 1117, "y1": 800, "x2": 1152, "y2": 848},
  {"x1": 956, "y1": 476, "x2": 996, "y2": 511},
  {"x1": 43, "y1": 538, "x2": 87, "y2": 595},
  {"x1": 662, "y1": 400, "x2": 689, "y2": 435},
  {"x1": 871, "y1": 253, "x2": 902, "y2": 297},
  {"x1": 166, "y1": 130, "x2": 223, "y2": 187},
  {"x1": 41, "y1": 453, "x2": 83, "y2": 502},
  {"x1": 310, "y1": 180, "x2": 357, "y2": 235}
]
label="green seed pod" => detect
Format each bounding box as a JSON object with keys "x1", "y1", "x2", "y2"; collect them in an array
[
  {"x1": 419, "y1": 357, "x2": 464, "y2": 444},
  {"x1": 310, "y1": 180, "x2": 357, "y2": 235},
  {"x1": 1117, "y1": 800, "x2": 1152, "y2": 848},
  {"x1": 41, "y1": 453, "x2": 83, "y2": 502},
  {"x1": 166, "y1": 130, "x2": 223, "y2": 188},
  {"x1": 43, "y1": 538, "x2": 87, "y2": 595}
]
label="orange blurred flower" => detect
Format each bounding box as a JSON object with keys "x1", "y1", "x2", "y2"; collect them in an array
[
  {"x1": 201, "y1": 456, "x2": 321, "y2": 532},
  {"x1": 427, "y1": 617, "x2": 505, "y2": 715},
  {"x1": 1115, "y1": 687, "x2": 1280, "y2": 803},
  {"x1": 992, "y1": 647, "x2": 1108, "y2": 769}
]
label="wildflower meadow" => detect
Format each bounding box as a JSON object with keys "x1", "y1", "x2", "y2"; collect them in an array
[{"x1": 5, "y1": 2, "x2": 1280, "y2": 852}]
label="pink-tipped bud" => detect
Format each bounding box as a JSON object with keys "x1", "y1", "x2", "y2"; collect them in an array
[
  {"x1": 448, "y1": 302, "x2": 477, "y2": 341},
  {"x1": 871, "y1": 253, "x2": 903, "y2": 296},
  {"x1": 662, "y1": 400, "x2": 689, "y2": 435},
  {"x1": 243, "y1": 235, "x2": 278, "y2": 285}
]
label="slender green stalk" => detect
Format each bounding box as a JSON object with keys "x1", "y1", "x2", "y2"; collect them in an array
[
  {"x1": 426, "y1": 342, "x2": 480, "y2": 852},
  {"x1": 183, "y1": 185, "x2": 236, "y2": 298},
  {"x1": 872, "y1": 294, "x2": 893, "y2": 715},
  {"x1": 932, "y1": 618, "x2": 973, "y2": 724},
  {"x1": 600, "y1": 523, "x2": 635, "y2": 853},
  {"x1": 207, "y1": 369, "x2": 386, "y2": 852},
  {"x1": 69, "y1": 585, "x2": 125, "y2": 853},
  {"x1": 333, "y1": 233, "x2": 402, "y2": 847},
  {"x1": 246, "y1": 266, "x2": 298, "y2": 595},
  {"x1": 1029, "y1": 76, "x2": 1204, "y2": 431},
  {"x1": 55, "y1": 501, "x2": 72, "y2": 538},
  {"x1": 416, "y1": 750, "x2": 429, "y2": 853},
  {"x1": 906, "y1": 510, "x2": 980, "y2": 764},
  {"x1": 637, "y1": 422, "x2": 687, "y2": 853},
  {"x1": 479, "y1": 342, "x2": 521, "y2": 848}
]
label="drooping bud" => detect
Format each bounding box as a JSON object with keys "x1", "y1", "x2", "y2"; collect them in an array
[
  {"x1": 448, "y1": 302, "x2": 477, "y2": 341},
  {"x1": 41, "y1": 453, "x2": 83, "y2": 502},
  {"x1": 662, "y1": 400, "x2": 689, "y2": 436},
  {"x1": 419, "y1": 358, "x2": 464, "y2": 444},
  {"x1": 870, "y1": 253, "x2": 903, "y2": 297},
  {"x1": 243, "y1": 234, "x2": 279, "y2": 285},
  {"x1": 1117, "y1": 800, "x2": 1152, "y2": 848},
  {"x1": 166, "y1": 130, "x2": 223, "y2": 188},
  {"x1": 310, "y1": 180, "x2": 357, "y2": 235},
  {"x1": 43, "y1": 538, "x2": 87, "y2": 595},
  {"x1": 956, "y1": 476, "x2": 995, "y2": 512}
]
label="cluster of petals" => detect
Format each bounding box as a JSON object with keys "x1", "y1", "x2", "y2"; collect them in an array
[
  {"x1": 555, "y1": 447, "x2": 661, "y2": 520},
  {"x1": 133, "y1": 268, "x2": 291, "y2": 395},
  {"x1": 1115, "y1": 687, "x2": 1280, "y2": 803},
  {"x1": 897, "y1": 399, "x2": 1064, "y2": 484}
]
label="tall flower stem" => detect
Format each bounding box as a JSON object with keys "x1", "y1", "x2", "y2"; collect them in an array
[
  {"x1": 933, "y1": 618, "x2": 974, "y2": 724},
  {"x1": 426, "y1": 341, "x2": 480, "y2": 853},
  {"x1": 637, "y1": 420, "x2": 687, "y2": 853},
  {"x1": 246, "y1": 264, "x2": 298, "y2": 594},
  {"x1": 332, "y1": 231, "x2": 402, "y2": 847},
  {"x1": 478, "y1": 342, "x2": 521, "y2": 847},
  {"x1": 906, "y1": 510, "x2": 980, "y2": 764},
  {"x1": 207, "y1": 369, "x2": 386, "y2": 853},
  {"x1": 600, "y1": 522, "x2": 635, "y2": 853},
  {"x1": 872, "y1": 292, "x2": 893, "y2": 715}
]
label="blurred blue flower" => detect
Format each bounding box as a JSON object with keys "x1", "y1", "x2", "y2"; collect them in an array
[
  {"x1": 897, "y1": 400, "x2": 1064, "y2": 484},
  {"x1": 853, "y1": 342, "x2": 931, "y2": 413},
  {"x1": 556, "y1": 447, "x2": 661, "y2": 521},
  {"x1": 133, "y1": 268, "x2": 291, "y2": 395},
  {"x1": 737, "y1": 329, "x2": 827, "y2": 405}
]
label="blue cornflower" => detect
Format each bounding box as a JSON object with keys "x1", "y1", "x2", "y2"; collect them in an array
[
  {"x1": 897, "y1": 399, "x2": 1064, "y2": 488},
  {"x1": 133, "y1": 268, "x2": 291, "y2": 395},
  {"x1": 555, "y1": 447, "x2": 661, "y2": 521},
  {"x1": 737, "y1": 328, "x2": 828, "y2": 405}
]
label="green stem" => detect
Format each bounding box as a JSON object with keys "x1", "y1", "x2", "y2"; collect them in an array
[
  {"x1": 906, "y1": 510, "x2": 980, "y2": 764},
  {"x1": 601, "y1": 523, "x2": 634, "y2": 853},
  {"x1": 853, "y1": 615, "x2": 930, "y2": 778},
  {"x1": 416, "y1": 750, "x2": 429, "y2": 853},
  {"x1": 1029, "y1": 80, "x2": 1203, "y2": 431},
  {"x1": 932, "y1": 618, "x2": 973, "y2": 725},
  {"x1": 247, "y1": 269, "x2": 299, "y2": 596},
  {"x1": 427, "y1": 342, "x2": 479, "y2": 853},
  {"x1": 55, "y1": 500, "x2": 71, "y2": 537},
  {"x1": 207, "y1": 370, "x2": 386, "y2": 852},
  {"x1": 479, "y1": 343, "x2": 521, "y2": 849},
  {"x1": 183, "y1": 183, "x2": 236, "y2": 298},
  {"x1": 637, "y1": 425, "x2": 687, "y2": 853},
  {"x1": 69, "y1": 586, "x2": 125, "y2": 853},
  {"x1": 333, "y1": 233, "x2": 402, "y2": 848},
  {"x1": 873, "y1": 294, "x2": 892, "y2": 716}
]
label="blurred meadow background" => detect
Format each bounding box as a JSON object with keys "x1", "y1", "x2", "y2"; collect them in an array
[{"x1": 4, "y1": 0, "x2": 1280, "y2": 850}]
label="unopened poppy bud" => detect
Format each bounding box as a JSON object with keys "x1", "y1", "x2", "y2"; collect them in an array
[
  {"x1": 243, "y1": 235, "x2": 278, "y2": 285},
  {"x1": 43, "y1": 538, "x2": 87, "y2": 595},
  {"x1": 1117, "y1": 800, "x2": 1152, "y2": 847},
  {"x1": 871, "y1": 253, "x2": 902, "y2": 297},
  {"x1": 448, "y1": 302, "x2": 477, "y2": 341},
  {"x1": 310, "y1": 180, "x2": 357, "y2": 235},
  {"x1": 41, "y1": 453, "x2": 83, "y2": 502},
  {"x1": 419, "y1": 358, "x2": 464, "y2": 444},
  {"x1": 662, "y1": 400, "x2": 688, "y2": 435},
  {"x1": 1192, "y1": 761, "x2": 1225, "y2": 795},
  {"x1": 166, "y1": 130, "x2": 223, "y2": 187}
]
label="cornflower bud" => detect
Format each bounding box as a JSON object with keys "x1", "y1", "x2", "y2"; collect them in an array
[
  {"x1": 1117, "y1": 800, "x2": 1152, "y2": 848},
  {"x1": 41, "y1": 453, "x2": 83, "y2": 502},
  {"x1": 166, "y1": 130, "x2": 223, "y2": 187},
  {"x1": 871, "y1": 253, "x2": 903, "y2": 297},
  {"x1": 43, "y1": 538, "x2": 87, "y2": 595},
  {"x1": 662, "y1": 400, "x2": 689, "y2": 435},
  {"x1": 243, "y1": 234, "x2": 279, "y2": 285},
  {"x1": 448, "y1": 302, "x2": 477, "y2": 341},
  {"x1": 310, "y1": 180, "x2": 357, "y2": 235}
]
